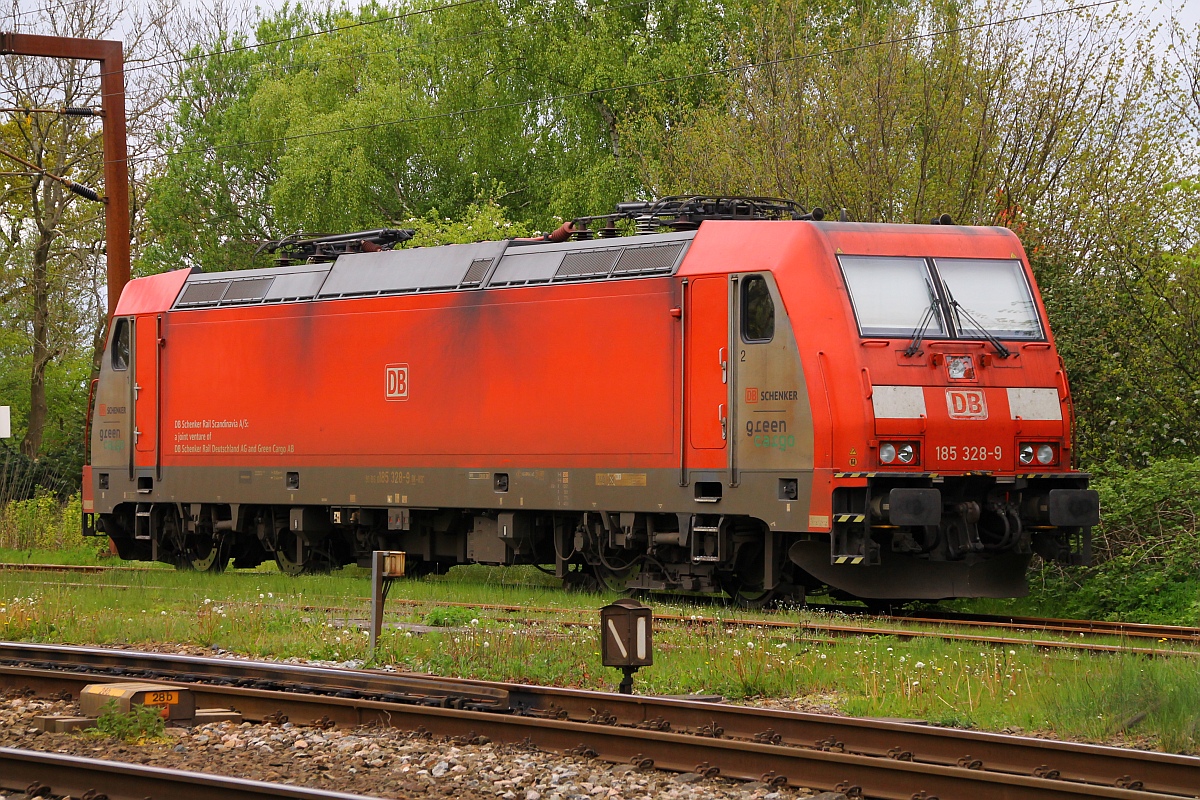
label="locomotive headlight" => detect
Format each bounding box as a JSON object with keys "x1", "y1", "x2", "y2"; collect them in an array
[
  {"x1": 1036, "y1": 444, "x2": 1056, "y2": 465},
  {"x1": 1019, "y1": 444, "x2": 1035, "y2": 465},
  {"x1": 878, "y1": 442, "x2": 917, "y2": 466}
]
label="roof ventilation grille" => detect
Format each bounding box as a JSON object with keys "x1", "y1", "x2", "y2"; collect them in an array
[
  {"x1": 613, "y1": 243, "x2": 685, "y2": 274},
  {"x1": 177, "y1": 281, "x2": 230, "y2": 307},
  {"x1": 555, "y1": 249, "x2": 620, "y2": 279},
  {"x1": 461, "y1": 258, "x2": 494, "y2": 287}
]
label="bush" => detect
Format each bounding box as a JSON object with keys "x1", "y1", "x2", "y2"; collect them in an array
[
  {"x1": 0, "y1": 492, "x2": 84, "y2": 550},
  {"x1": 1030, "y1": 459, "x2": 1200, "y2": 624}
]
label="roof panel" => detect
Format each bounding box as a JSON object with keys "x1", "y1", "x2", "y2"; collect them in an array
[
  {"x1": 318, "y1": 241, "x2": 509, "y2": 298},
  {"x1": 167, "y1": 230, "x2": 695, "y2": 311},
  {"x1": 489, "y1": 250, "x2": 564, "y2": 286}
]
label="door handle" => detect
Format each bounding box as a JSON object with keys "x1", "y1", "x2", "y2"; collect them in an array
[
  {"x1": 718, "y1": 403, "x2": 727, "y2": 440},
  {"x1": 719, "y1": 348, "x2": 728, "y2": 384}
]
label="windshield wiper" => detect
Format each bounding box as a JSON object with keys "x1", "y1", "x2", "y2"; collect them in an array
[
  {"x1": 904, "y1": 305, "x2": 939, "y2": 357},
  {"x1": 944, "y1": 286, "x2": 1011, "y2": 359}
]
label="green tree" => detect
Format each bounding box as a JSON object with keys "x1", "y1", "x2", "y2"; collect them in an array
[
  {"x1": 140, "y1": 0, "x2": 729, "y2": 273},
  {"x1": 0, "y1": 0, "x2": 181, "y2": 479},
  {"x1": 628, "y1": 0, "x2": 1200, "y2": 466}
]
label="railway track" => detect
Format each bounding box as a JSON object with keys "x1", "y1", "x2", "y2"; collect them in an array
[
  {"x1": 2, "y1": 642, "x2": 1197, "y2": 799},
  {"x1": 5, "y1": 560, "x2": 1199, "y2": 657},
  {"x1": 0, "y1": 747, "x2": 370, "y2": 800},
  {"x1": 0, "y1": 561, "x2": 154, "y2": 573},
  {"x1": 820, "y1": 605, "x2": 1200, "y2": 643}
]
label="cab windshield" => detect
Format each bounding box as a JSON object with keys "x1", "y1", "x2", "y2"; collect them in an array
[
  {"x1": 838, "y1": 255, "x2": 1043, "y2": 341},
  {"x1": 935, "y1": 258, "x2": 1043, "y2": 339},
  {"x1": 839, "y1": 256, "x2": 945, "y2": 338}
]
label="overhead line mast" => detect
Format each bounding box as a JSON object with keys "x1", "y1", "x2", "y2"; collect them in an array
[{"x1": 0, "y1": 33, "x2": 129, "y2": 320}]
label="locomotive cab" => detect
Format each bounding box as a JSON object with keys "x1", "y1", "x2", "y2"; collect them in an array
[{"x1": 780, "y1": 224, "x2": 1098, "y2": 600}]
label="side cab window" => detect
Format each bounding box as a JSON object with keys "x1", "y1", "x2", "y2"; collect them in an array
[
  {"x1": 111, "y1": 318, "x2": 130, "y2": 371},
  {"x1": 741, "y1": 274, "x2": 774, "y2": 343}
]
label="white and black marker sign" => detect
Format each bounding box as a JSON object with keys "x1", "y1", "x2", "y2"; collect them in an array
[
  {"x1": 0, "y1": 406, "x2": 9, "y2": 439},
  {"x1": 599, "y1": 598, "x2": 653, "y2": 668}
]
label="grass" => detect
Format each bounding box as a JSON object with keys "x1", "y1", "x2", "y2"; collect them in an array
[
  {"x1": 1, "y1": 559, "x2": 1198, "y2": 754},
  {"x1": 0, "y1": 545, "x2": 138, "y2": 566}
]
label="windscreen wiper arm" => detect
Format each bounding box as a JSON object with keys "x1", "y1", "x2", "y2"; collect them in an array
[
  {"x1": 904, "y1": 305, "x2": 938, "y2": 357},
  {"x1": 944, "y1": 287, "x2": 1011, "y2": 359}
]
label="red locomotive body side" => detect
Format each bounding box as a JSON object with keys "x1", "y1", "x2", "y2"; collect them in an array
[
  {"x1": 161, "y1": 279, "x2": 679, "y2": 469},
  {"x1": 84, "y1": 214, "x2": 1096, "y2": 601}
]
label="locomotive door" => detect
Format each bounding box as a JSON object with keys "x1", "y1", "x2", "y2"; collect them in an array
[
  {"x1": 133, "y1": 315, "x2": 159, "y2": 466},
  {"x1": 686, "y1": 277, "x2": 730, "y2": 451}
]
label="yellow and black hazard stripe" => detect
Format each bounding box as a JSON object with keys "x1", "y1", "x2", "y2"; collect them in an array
[
  {"x1": 833, "y1": 513, "x2": 865, "y2": 524},
  {"x1": 832, "y1": 555, "x2": 865, "y2": 565},
  {"x1": 833, "y1": 472, "x2": 940, "y2": 479}
]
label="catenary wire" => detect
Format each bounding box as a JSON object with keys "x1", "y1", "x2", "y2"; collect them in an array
[{"x1": 1, "y1": 0, "x2": 97, "y2": 26}]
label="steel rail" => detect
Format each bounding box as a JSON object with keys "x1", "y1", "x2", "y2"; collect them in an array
[
  {"x1": 303, "y1": 608, "x2": 1200, "y2": 658},
  {"x1": 4, "y1": 562, "x2": 1198, "y2": 643},
  {"x1": 0, "y1": 746, "x2": 375, "y2": 800},
  {"x1": 0, "y1": 562, "x2": 148, "y2": 572},
  {"x1": 0, "y1": 667, "x2": 1186, "y2": 800},
  {"x1": 2, "y1": 573, "x2": 1197, "y2": 656},
  {"x1": 881, "y1": 610, "x2": 1200, "y2": 642},
  {"x1": 199, "y1": 600, "x2": 1200, "y2": 658},
  {"x1": 2, "y1": 643, "x2": 1198, "y2": 797}
]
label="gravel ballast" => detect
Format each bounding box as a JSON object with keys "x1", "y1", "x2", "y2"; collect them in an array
[{"x1": 0, "y1": 692, "x2": 832, "y2": 800}]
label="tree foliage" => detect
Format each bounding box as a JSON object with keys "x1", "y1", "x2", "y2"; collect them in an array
[
  {"x1": 141, "y1": 0, "x2": 729, "y2": 273},
  {"x1": 6, "y1": 0, "x2": 1200, "y2": 492},
  {"x1": 0, "y1": 0, "x2": 177, "y2": 475},
  {"x1": 626, "y1": 0, "x2": 1200, "y2": 465}
]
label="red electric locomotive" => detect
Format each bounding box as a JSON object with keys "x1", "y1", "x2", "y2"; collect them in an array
[{"x1": 82, "y1": 197, "x2": 1097, "y2": 603}]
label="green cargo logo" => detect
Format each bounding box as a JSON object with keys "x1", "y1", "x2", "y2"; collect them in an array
[{"x1": 746, "y1": 420, "x2": 794, "y2": 451}]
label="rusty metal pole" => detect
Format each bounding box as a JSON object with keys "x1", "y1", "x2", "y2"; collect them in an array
[
  {"x1": 0, "y1": 33, "x2": 130, "y2": 320},
  {"x1": 370, "y1": 550, "x2": 386, "y2": 651}
]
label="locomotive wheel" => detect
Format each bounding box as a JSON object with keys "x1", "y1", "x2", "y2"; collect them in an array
[
  {"x1": 162, "y1": 508, "x2": 227, "y2": 573},
  {"x1": 729, "y1": 584, "x2": 781, "y2": 610},
  {"x1": 593, "y1": 557, "x2": 640, "y2": 593},
  {"x1": 274, "y1": 530, "x2": 332, "y2": 576},
  {"x1": 561, "y1": 563, "x2": 604, "y2": 593},
  {"x1": 722, "y1": 536, "x2": 788, "y2": 609},
  {"x1": 182, "y1": 532, "x2": 228, "y2": 573},
  {"x1": 861, "y1": 598, "x2": 919, "y2": 615}
]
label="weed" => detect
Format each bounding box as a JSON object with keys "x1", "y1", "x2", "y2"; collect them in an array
[
  {"x1": 87, "y1": 699, "x2": 167, "y2": 742},
  {"x1": 424, "y1": 606, "x2": 475, "y2": 627}
]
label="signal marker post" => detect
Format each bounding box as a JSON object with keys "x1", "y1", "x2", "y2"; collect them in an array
[
  {"x1": 600, "y1": 598, "x2": 653, "y2": 694},
  {"x1": 0, "y1": 406, "x2": 9, "y2": 439},
  {"x1": 369, "y1": 550, "x2": 406, "y2": 652}
]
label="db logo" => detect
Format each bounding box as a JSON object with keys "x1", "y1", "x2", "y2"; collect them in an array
[
  {"x1": 745, "y1": 388, "x2": 759, "y2": 403},
  {"x1": 385, "y1": 363, "x2": 409, "y2": 401},
  {"x1": 98, "y1": 404, "x2": 107, "y2": 415},
  {"x1": 946, "y1": 389, "x2": 987, "y2": 420}
]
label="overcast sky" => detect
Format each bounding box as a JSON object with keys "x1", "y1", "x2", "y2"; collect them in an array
[{"x1": 6, "y1": 0, "x2": 1200, "y2": 44}]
